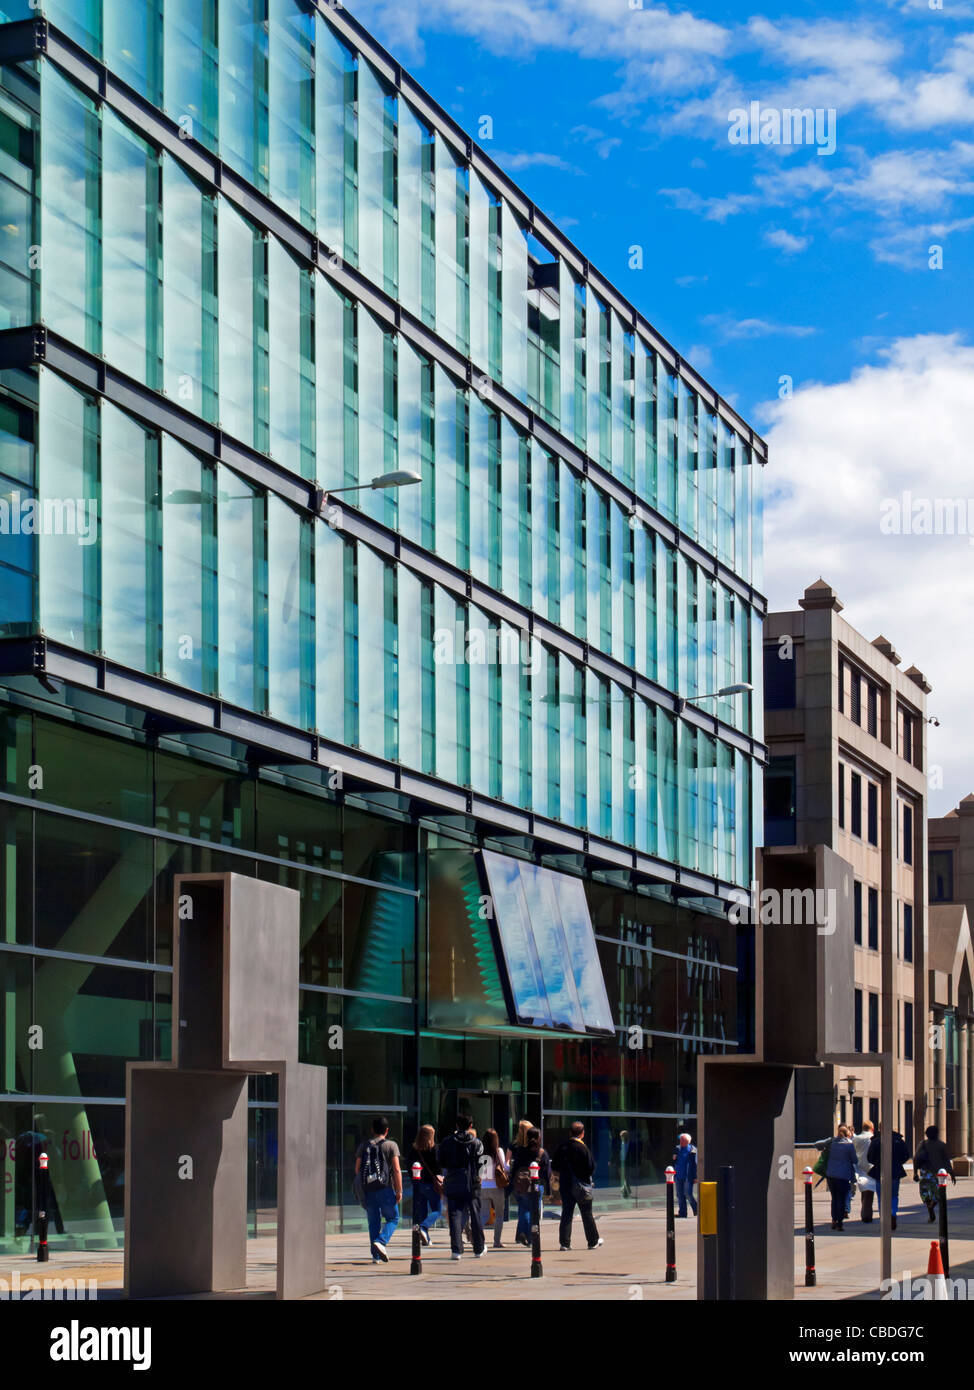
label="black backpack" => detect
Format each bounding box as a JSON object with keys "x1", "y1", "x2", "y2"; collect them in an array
[{"x1": 362, "y1": 1138, "x2": 391, "y2": 1190}]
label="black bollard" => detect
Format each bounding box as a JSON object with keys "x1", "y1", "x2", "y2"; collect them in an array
[
  {"x1": 803, "y1": 1167, "x2": 816, "y2": 1287},
  {"x1": 530, "y1": 1161, "x2": 543, "y2": 1277},
  {"x1": 410, "y1": 1162, "x2": 423, "y2": 1274},
  {"x1": 36, "y1": 1151, "x2": 50, "y2": 1264},
  {"x1": 665, "y1": 1165, "x2": 676, "y2": 1283},
  {"x1": 717, "y1": 1165, "x2": 735, "y2": 1301},
  {"x1": 937, "y1": 1170, "x2": 950, "y2": 1278}
]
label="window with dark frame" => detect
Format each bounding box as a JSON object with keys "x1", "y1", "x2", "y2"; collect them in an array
[
  {"x1": 904, "y1": 1001, "x2": 914, "y2": 1061},
  {"x1": 851, "y1": 771, "x2": 862, "y2": 837},
  {"x1": 868, "y1": 886, "x2": 879, "y2": 950},
  {"x1": 867, "y1": 683, "x2": 878, "y2": 737},
  {"x1": 854, "y1": 987, "x2": 863, "y2": 1052},
  {"x1": 867, "y1": 782, "x2": 878, "y2": 846},
  {"x1": 854, "y1": 880, "x2": 862, "y2": 945},
  {"x1": 838, "y1": 762, "x2": 845, "y2": 828},
  {"x1": 903, "y1": 803, "x2": 913, "y2": 864},
  {"x1": 929, "y1": 850, "x2": 954, "y2": 902},
  {"x1": 868, "y1": 992, "x2": 879, "y2": 1053},
  {"x1": 850, "y1": 672, "x2": 861, "y2": 725},
  {"x1": 904, "y1": 903, "x2": 913, "y2": 962}
]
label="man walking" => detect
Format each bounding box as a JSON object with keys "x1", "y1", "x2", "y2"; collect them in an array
[
  {"x1": 437, "y1": 1114, "x2": 486, "y2": 1261},
  {"x1": 553, "y1": 1121, "x2": 603, "y2": 1251},
  {"x1": 354, "y1": 1116, "x2": 403, "y2": 1263},
  {"x1": 672, "y1": 1133, "x2": 698, "y2": 1218}
]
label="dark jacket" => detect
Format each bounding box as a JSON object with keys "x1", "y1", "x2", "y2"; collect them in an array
[
  {"x1": 867, "y1": 1131, "x2": 909, "y2": 1181},
  {"x1": 913, "y1": 1137, "x2": 954, "y2": 1178},
  {"x1": 407, "y1": 1145, "x2": 441, "y2": 1185},
  {"x1": 553, "y1": 1137, "x2": 595, "y2": 1184},
  {"x1": 510, "y1": 1145, "x2": 551, "y2": 1195},
  {"x1": 436, "y1": 1131, "x2": 483, "y2": 1197}
]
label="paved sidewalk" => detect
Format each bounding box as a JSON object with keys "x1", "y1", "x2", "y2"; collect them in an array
[{"x1": 1, "y1": 1180, "x2": 970, "y2": 1300}]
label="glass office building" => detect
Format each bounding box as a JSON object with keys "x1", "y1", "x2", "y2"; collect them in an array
[{"x1": 0, "y1": 2, "x2": 766, "y2": 1247}]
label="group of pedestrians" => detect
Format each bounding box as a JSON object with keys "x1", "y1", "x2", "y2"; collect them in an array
[
  {"x1": 353, "y1": 1115, "x2": 605, "y2": 1263},
  {"x1": 817, "y1": 1121, "x2": 957, "y2": 1231}
]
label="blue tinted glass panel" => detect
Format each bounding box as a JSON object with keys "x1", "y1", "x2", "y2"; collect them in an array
[{"x1": 481, "y1": 849, "x2": 550, "y2": 1029}]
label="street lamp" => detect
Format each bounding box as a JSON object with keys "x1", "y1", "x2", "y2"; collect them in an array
[
  {"x1": 676, "y1": 682, "x2": 752, "y2": 716},
  {"x1": 314, "y1": 470, "x2": 422, "y2": 516}
]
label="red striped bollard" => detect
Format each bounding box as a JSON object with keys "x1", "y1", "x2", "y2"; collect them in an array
[
  {"x1": 36, "y1": 1151, "x2": 50, "y2": 1263},
  {"x1": 937, "y1": 1169, "x2": 950, "y2": 1277},
  {"x1": 410, "y1": 1161, "x2": 423, "y2": 1274},
  {"x1": 803, "y1": 1167, "x2": 815, "y2": 1286},
  {"x1": 665, "y1": 1165, "x2": 676, "y2": 1282},
  {"x1": 530, "y1": 1160, "x2": 543, "y2": 1277}
]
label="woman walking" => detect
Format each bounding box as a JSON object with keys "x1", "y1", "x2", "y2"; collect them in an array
[
  {"x1": 479, "y1": 1129, "x2": 509, "y2": 1248},
  {"x1": 825, "y1": 1124, "x2": 858, "y2": 1231},
  {"x1": 406, "y1": 1124, "x2": 442, "y2": 1246},
  {"x1": 913, "y1": 1125, "x2": 956, "y2": 1223},
  {"x1": 510, "y1": 1125, "x2": 551, "y2": 1246}
]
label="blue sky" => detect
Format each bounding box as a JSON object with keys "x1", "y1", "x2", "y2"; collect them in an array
[{"x1": 351, "y1": 0, "x2": 974, "y2": 815}]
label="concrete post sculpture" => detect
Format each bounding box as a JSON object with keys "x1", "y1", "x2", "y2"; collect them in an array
[{"x1": 123, "y1": 874, "x2": 327, "y2": 1299}]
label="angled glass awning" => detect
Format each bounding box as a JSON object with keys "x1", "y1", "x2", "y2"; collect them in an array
[{"x1": 481, "y1": 850, "x2": 614, "y2": 1036}]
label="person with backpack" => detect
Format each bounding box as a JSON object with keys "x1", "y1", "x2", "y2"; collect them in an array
[
  {"x1": 436, "y1": 1114, "x2": 485, "y2": 1261},
  {"x1": 913, "y1": 1125, "x2": 956, "y2": 1222},
  {"x1": 354, "y1": 1116, "x2": 403, "y2": 1263},
  {"x1": 510, "y1": 1125, "x2": 551, "y2": 1246},
  {"x1": 867, "y1": 1125, "x2": 910, "y2": 1230},
  {"x1": 552, "y1": 1121, "x2": 603, "y2": 1251}
]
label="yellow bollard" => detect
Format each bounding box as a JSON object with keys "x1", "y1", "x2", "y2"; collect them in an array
[{"x1": 699, "y1": 1181, "x2": 718, "y2": 1236}]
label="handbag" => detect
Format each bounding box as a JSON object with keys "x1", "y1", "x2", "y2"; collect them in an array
[
  {"x1": 571, "y1": 1179, "x2": 595, "y2": 1203},
  {"x1": 495, "y1": 1160, "x2": 509, "y2": 1189}
]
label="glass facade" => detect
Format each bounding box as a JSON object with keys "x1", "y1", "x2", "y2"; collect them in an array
[{"x1": 0, "y1": 2, "x2": 765, "y2": 1244}]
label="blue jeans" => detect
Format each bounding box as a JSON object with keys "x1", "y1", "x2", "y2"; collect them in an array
[
  {"x1": 365, "y1": 1187, "x2": 400, "y2": 1248},
  {"x1": 412, "y1": 1180, "x2": 441, "y2": 1233},
  {"x1": 676, "y1": 1175, "x2": 697, "y2": 1216},
  {"x1": 515, "y1": 1193, "x2": 536, "y2": 1241},
  {"x1": 875, "y1": 1178, "x2": 901, "y2": 1218}
]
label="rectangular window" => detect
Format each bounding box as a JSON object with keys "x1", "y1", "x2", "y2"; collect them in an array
[
  {"x1": 854, "y1": 988, "x2": 862, "y2": 1052},
  {"x1": 101, "y1": 401, "x2": 160, "y2": 675},
  {"x1": 904, "y1": 1002, "x2": 914, "y2": 1061},
  {"x1": 838, "y1": 762, "x2": 845, "y2": 829},
  {"x1": 867, "y1": 683, "x2": 878, "y2": 737},
  {"x1": 903, "y1": 803, "x2": 914, "y2": 864},
  {"x1": 764, "y1": 755, "x2": 796, "y2": 847},
  {"x1": 838, "y1": 659, "x2": 846, "y2": 714},
  {"x1": 851, "y1": 771, "x2": 862, "y2": 837},
  {"x1": 853, "y1": 881, "x2": 862, "y2": 946},
  {"x1": 850, "y1": 670, "x2": 861, "y2": 725},
  {"x1": 929, "y1": 850, "x2": 954, "y2": 902},
  {"x1": 903, "y1": 903, "x2": 914, "y2": 963},
  {"x1": 764, "y1": 647, "x2": 796, "y2": 708},
  {"x1": 869, "y1": 1097, "x2": 879, "y2": 1127},
  {"x1": 868, "y1": 992, "x2": 879, "y2": 1053},
  {"x1": 868, "y1": 887, "x2": 879, "y2": 951},
  {"x1": 867, "y1": 782, "x2": 878, "y2": 846}
]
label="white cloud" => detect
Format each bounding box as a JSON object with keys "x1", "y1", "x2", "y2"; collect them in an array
[
  {"x1": 350, "y1": 0, "x2": 728, "y2": 65},
  {"x1": 834, "y1": 143, "x2": 974, "y2": 213},
  {"x1": 704, "y1": 315, "x2": 818, "y2": 341},
  {"x1": 761, "y1": 334, "x2": 974, "y2": 815},
  {"x1": 763, "y1": 227, "x2": 811, "y2": 254},
  {"x1": 495, "y1": 150, "x2": 585, "y2": 174}
]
